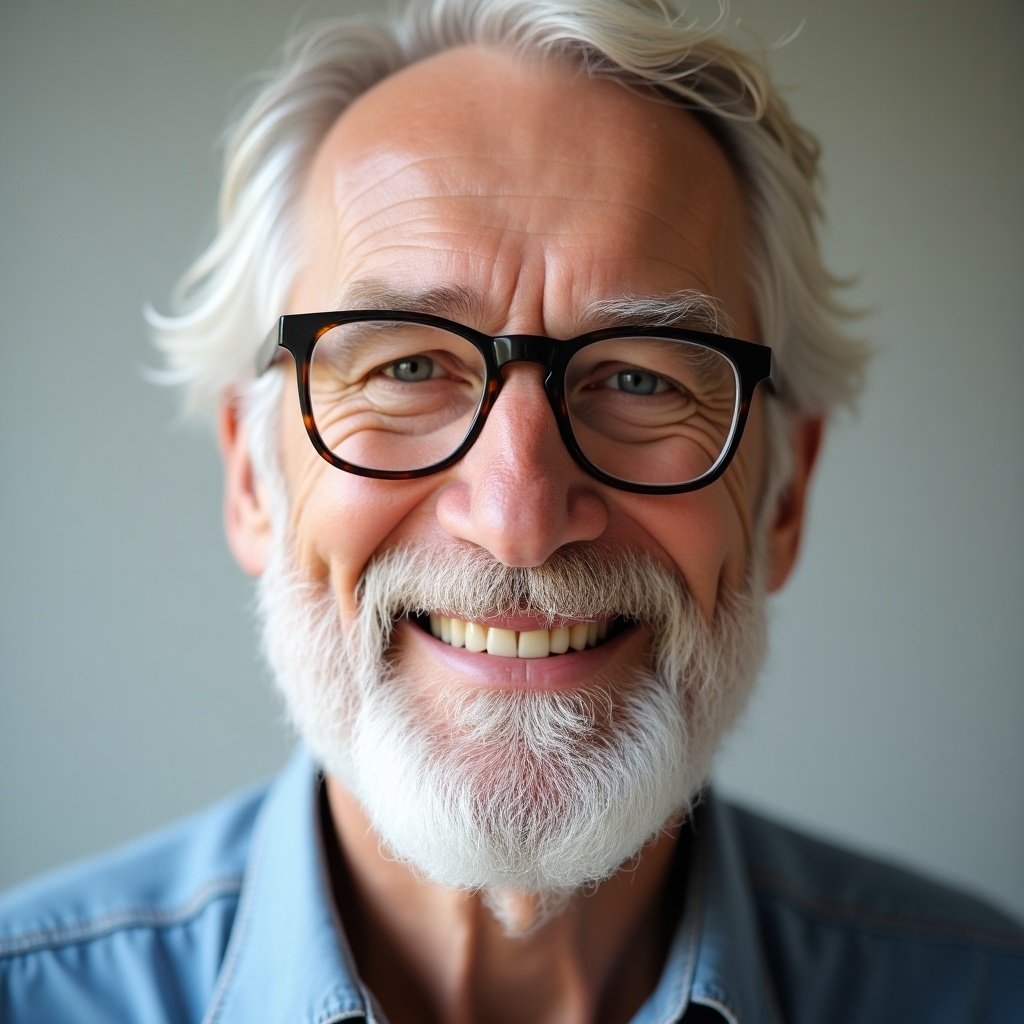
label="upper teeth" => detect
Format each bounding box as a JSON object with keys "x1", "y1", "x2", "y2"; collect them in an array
[{"x1": 428, "y1": 615, "x2": 610, "y2": 658}]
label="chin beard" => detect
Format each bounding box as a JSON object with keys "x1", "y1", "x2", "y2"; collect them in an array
[{"x1": 257, "y1": 539, "x2": 767, "y2": 929}]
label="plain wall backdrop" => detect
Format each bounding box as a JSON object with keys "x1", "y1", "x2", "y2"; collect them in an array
[{"x1": 2, "y1": 0, "x2": 1022, "y2": 920}]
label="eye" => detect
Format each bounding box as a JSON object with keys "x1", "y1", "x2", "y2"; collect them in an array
[
  {"x1": 604, "y1": 368, "x2": 668, "y2": 395},
  {"x1": 382, "y1": 355, "x2": 438, "y2": 382}
]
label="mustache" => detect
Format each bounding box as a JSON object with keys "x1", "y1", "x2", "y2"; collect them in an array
[{"x1": 355, "y1": 542, "x2": 694, "y2": 629}]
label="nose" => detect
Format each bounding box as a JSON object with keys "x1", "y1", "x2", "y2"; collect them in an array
[{"x1": 434, "y1": 365, "x2": 609, "y2": 567}]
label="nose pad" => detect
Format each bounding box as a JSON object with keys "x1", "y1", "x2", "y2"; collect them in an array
[{"x1": 434, "y1": 366, "x2": 608, "y2": 567}]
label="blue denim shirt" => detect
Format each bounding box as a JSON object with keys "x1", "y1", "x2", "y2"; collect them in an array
[{"x1": 2, "y1": 749, "x2": 1021, "y2": 1023}]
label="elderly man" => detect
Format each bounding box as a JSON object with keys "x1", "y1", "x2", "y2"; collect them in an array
[{"x1": 2, "y1": 1, "x2": 1021, "y2": 1021}]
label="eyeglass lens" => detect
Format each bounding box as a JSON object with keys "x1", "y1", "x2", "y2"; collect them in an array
[{"x1": 307, "y1": 319, "x2": 740, "y2": 486}]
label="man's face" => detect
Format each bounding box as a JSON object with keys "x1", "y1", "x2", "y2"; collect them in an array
[
  {"x1": 226, "y1": 45, "x2": 811, "y2": 908},
  {"x1": 282, "y1": 45, "x2": 765, "y2": 630}
]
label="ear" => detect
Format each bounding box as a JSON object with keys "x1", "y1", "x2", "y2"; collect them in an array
[
  {"x1": 218, "y1": 396, "x2": 274, "y2": 576},
  {"x1": 765, "y1": 415, "x2": 823, "y2": 593}
]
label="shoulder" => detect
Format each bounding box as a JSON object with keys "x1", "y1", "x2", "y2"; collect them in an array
[
  {"x1": 0, "y1": 780, "x2": 268, "y2": 1024},
  {"x1": 715, "y1": 797, "x2": 1024, "y2": 1021}
]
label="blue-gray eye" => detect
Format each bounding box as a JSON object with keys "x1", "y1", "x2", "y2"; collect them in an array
[
  {"x1": 609, "y1": 369, "x2": 664, "y2": 395},
  {"x1": 384, "y1": 355, "x2": 435, "y2": 382}
]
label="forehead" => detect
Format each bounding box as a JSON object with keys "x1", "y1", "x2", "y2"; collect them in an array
[{"x1": 292, "y1": 45, "x2": 754, "y2": 336}]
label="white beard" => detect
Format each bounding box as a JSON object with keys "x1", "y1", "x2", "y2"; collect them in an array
[{"x1": 257, "y1": 538, "x2": 767, "y2": 926}]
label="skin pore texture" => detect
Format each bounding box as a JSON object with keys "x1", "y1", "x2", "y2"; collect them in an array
[{"x1": 221, "y1": 45, "x2": 820, "y2": 1024}]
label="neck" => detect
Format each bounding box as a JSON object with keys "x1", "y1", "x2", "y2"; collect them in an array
[{"x1": 322, "y1": 777, "x2": 686, "y2": 1024}]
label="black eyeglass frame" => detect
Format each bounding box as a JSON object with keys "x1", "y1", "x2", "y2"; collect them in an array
[{"x1": 257, "y1": 309, "x2": 775, "y2": 495}]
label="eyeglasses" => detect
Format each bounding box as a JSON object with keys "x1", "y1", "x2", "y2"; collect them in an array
[{"x1": 257, "y1": 310, "x2": 774, "y2": 495}]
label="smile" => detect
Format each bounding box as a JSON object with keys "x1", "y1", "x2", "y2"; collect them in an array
[{"x1": 424, "y1": 614, "x2": 621, "y2": 659}]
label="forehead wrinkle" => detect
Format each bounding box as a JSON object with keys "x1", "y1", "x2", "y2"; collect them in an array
[
  {"x1": 340, "y1": 152, "x2": 617, "y2": 192},
  {"x1": 342, "y1": 188, "x2": 707, "y2": 230},
  {"x1": 334, "y1": 196, "x2": 723, "y2": 299},
  {"x1": 340, "y1": 237, "x2": 712, "y2": 286},
  {"x1": 330, "y1": 136, "x2": 715, "y2": 228},
  {"x1": 337, "y1": 167, "x2": 730, "y2": 255},
  {"x1": 329, "y1": 151, "x2": 447, "y2": 213}
]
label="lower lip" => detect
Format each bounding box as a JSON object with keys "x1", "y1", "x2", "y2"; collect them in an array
[{"x1": 393, "y1": 618, "x2": 648, "y2": 692}]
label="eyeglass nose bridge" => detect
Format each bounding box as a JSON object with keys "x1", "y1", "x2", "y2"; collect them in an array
[
  {"x1": 471, "y1": 333, "x2": 584, "y2": 475},
  {"x1": 484, "y1": 333, "x2": 570, "y2": 423},
  {"x1": 488, "y1": 333, "x2": 568, "y2": 410},
  {"x1": 491, "y1": 334, "x2": 561, "y2": 373}
]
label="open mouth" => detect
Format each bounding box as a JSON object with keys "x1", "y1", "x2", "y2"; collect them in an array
[{"x1": 417, "y1": 613, "x2": 628, "y2": 659}]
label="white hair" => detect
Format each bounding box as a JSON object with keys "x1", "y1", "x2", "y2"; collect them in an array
[
  {"x1": 150, "y1": 0, "x2": 867, "y2": 442},
  {"x1": 257, "y1": 528, "x2": 768, "y2": 932}
]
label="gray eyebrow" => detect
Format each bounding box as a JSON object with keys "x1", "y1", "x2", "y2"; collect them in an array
[
  {"x1": 583, "y1": 290, "x2": 732, "y2": 335},
  {"x1": 332, "y1": 279, "x2": 731, "y2": 336},
  {"x1": 332, "y1": 279, "x2": 489, "y2": 324}
]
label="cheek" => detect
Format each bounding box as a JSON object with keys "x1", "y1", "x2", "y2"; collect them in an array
[
  {"x1": 621, "y1": 487, "x2": 749, "y2": 620},
  {"x1": 278, "y1": 387, "x2": 444, "y2": 623},
  {"x1": 287, "y1": 468, "x2": 446, "y2": 625},
  {"x1": 616, "y1": 410, "x2": 767, "y2": 620}
]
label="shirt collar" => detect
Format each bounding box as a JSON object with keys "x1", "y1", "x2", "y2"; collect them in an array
[
  {"x1": 204, "y1": 754, "x2": 777, "y2": 1024},
  {"x1": 638, "y1": 791, "x2": 782, "y2": 1024},
  {"x1": 203, "y1": 748, "x2": 372, "y2": 1024}
]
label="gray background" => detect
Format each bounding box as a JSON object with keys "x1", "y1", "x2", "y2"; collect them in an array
[{"x1": 2, "y1": 0, "x2": 1021, "y2": 920}]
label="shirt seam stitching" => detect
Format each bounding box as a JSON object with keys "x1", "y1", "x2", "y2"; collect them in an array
[
  {"x1": 0, "y1": 875, "x2": 243, "y2": 958},
  {"x1": 200, "y1": 818, "x2": 269, "y2": 1024},
  {"x1": 750, "y1": 871, "x2": 1024, "y2": 951}
]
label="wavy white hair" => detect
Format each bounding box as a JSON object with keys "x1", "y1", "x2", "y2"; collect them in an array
[{"x1": 151, "y1": 0, "x2": 867, "y2": 480}]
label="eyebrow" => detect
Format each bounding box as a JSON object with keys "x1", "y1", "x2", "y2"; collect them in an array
[
  {"x1": 332, "y1": 279, "x2": 731, "y2": 337},
  {"x1": 333, "y1": 279, "x2": 490, "y2": 325},
  {"x1": 583, "y1": 291, "x2": 731, "y2": 335}
]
